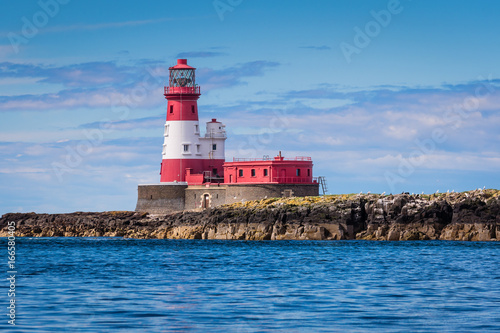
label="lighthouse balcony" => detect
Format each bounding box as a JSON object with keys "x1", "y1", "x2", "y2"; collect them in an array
[
  {"x1": 201, "y1": 132, "x2": 226, "y2": 139},
  {"x1": 164, "y1": 86, "x2": 200, "y2": 95}
]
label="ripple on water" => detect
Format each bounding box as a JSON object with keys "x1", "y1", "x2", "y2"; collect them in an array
[{"x1": 2, "y1": 238, "x2": 499, "y2": 332}]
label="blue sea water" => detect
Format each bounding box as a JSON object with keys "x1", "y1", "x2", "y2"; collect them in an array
[{"x1": 1, "y1": 238, "x2": 499, "y2": 332}]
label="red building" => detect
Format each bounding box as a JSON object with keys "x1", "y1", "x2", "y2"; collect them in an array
[{"x1": 223, "y1": 152, "x2": 316, "y2": 185}]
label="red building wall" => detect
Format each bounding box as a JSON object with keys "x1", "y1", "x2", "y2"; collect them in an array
[{"x1": 223, "y1": 156, "x2": 316, "y2": 184}]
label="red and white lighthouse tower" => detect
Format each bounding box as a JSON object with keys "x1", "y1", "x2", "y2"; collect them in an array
[{"x1": 160, "y1": 59, "x2": 226, "y2": 183}]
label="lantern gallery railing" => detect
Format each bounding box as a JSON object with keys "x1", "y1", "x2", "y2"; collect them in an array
[{"x1": 164, "y1": 86, "x2": 201, "y2": 95}]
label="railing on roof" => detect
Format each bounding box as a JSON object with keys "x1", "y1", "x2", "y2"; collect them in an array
[
  {"x1": 232, "y1": 156, "x2": 312, "y2": 162},
  {"x1": 164, "y1": 86, "x2": 201, "y2": 95},
  {"x1": 272, "y1": 177, "x2": 318, "y2": 184}
]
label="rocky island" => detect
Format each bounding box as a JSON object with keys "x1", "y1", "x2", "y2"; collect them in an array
[{"x1": 1, "y1": 189, "x2": 499, "y2": 241}]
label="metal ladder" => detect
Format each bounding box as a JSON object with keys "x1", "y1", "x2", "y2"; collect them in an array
[{"x1": 318, "y1": 176, "x2": 328, "y2": 195}]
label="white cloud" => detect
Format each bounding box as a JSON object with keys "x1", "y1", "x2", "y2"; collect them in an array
[{"x1": 384, "y1": 125, "x2": 418, "y2": 140}]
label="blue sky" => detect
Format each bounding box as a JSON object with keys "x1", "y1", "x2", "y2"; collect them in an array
[{"x1": 1, "y1": 0, "x2": 499, "y2": 214}]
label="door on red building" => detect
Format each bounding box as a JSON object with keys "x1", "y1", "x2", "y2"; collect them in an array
[{"x1": 280, "y1": 169, "x2": 286, "y2": 182}]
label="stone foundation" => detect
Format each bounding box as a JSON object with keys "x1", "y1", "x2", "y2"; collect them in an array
[
  {"x1": 225, "y1": 184, "x2": 319, "y2": 205},
  {"x1": 135, "y1": 183, "x2": 319, "y2": 213},
  {"x1": 185, "y1": 186, "x2": 227, "y2": 210},
  {"x1": 135, "y1": 184, "x2": 187, "y2": 214}
]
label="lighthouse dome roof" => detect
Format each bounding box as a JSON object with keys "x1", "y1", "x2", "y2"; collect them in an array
[{"x1": 169, "y1": 59, "x2": 196, "y2": 70}]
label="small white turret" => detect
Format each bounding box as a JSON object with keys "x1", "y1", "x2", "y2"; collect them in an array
[{"x1": 199, "y1": 118, "x2": 226, "y2": 161}]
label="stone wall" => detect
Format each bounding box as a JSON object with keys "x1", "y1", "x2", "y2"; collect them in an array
[
  {"x1": 185, "y1": 186, "x2": 227, "y2": 209},
  {"x1": 225, "y1": 184, "x2": 319, "y2": 205},
  {"x1": 136, "y1": 183, "x2": 319, "y2": 213},
  {"x1": 135, "y1": 184, "x2": 187, "y2": 214}
]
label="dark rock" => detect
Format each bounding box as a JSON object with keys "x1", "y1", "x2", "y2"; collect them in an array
[{"x1": 1, "y1": 190, "x2": 498, "y2": 241}]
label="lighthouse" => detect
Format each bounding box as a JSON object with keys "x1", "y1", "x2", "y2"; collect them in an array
[
  {"x1": 160, "y1": 59, "x2": 226, "y2": 183},
  {"x1": 136, "y1": 58, "x2": 319, "y2": 214}
]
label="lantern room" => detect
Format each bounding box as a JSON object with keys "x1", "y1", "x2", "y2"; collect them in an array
[{"x1": 164, "y1": 59, "x2": 200, "y2": 96}]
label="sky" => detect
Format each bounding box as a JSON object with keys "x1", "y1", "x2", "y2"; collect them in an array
[{"x1": 1, "y1": 0, "x2": 499, "y2": 214}]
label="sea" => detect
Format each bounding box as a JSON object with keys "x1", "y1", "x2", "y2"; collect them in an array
[{"x1": 1, "y1": 238, "x2": 499, "y2": 332}]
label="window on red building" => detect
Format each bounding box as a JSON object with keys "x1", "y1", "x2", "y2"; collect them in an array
[
  {"x1": 296, "y1": 169, "x2": 301, "y2": 176},
  {"x1": 251, "y1": 169, "x2": 256, "y2": 177},
  {"x1": 170, "y1": 105, "x2": 173, "y2": 113},
  {"x1": 239, "y1": 169, "x2": 243, "y2": 177},
  {"x1": 264, "y1": 169, "x2": 268, "y2": 177},
  {"x1": 307, "y1": 169, "x2": 310, "y2": 176}
]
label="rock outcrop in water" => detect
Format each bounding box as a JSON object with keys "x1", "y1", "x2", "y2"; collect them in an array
[{"x1": 1, "y1": 190, "x2": 499, "y2": 241}]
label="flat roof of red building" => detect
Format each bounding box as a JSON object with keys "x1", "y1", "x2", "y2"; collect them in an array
[{"x1": 223, "y1": 156, "x2": 313, "y2": 166}]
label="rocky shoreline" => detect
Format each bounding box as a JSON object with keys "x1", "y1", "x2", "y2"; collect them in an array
[{"x1": 1, "y1": 190, "x2": 499, "y2": 241}]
